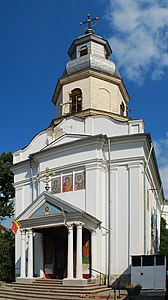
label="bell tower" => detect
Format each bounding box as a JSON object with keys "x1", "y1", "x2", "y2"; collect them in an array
[{"x1": 52, "y1": 15, "x2": 130, "y2": 123}]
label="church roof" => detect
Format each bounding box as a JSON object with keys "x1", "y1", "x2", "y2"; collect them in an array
[
  {"x1": 67, "y1": 33, "x2": 112, "y2": 58},
  {"x1": 63, "y1": 33, "x2": 120, "y2": 78}
]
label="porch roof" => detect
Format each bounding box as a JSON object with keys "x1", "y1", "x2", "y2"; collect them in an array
[{"x1": 17, "y1": 191, "x2": 101, "y2": 231}]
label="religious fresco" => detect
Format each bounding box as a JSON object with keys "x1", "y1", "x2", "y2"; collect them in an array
[
  {"x1": 31, "y1": 201, "x2": 62, "y2": 218},
  {"x1": 51, "y1": 177, "x2": 61, "y2": 194},
  {"x1": 75, "y1": 172, "x2": 85, "y2": 190},
  {"x1": 62, "y1": 175, "x2": 73, "y2": 192},
  {"x1": 50, "y1": 171, "x2": 85, "y2": 193},
  {"x1": 82, "y1": 230, "x2": 90, "y2": 279}
]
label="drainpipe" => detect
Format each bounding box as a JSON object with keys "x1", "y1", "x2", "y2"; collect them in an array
[
  {"x1": 29, "y1": 155, "x2": 34, "y2": 202},
  {"x1": 107, "y1": 138, "x2": 111, "y2": 286},
  {"x1": 143, "y1": 164, "x2": 147, "y2": 255},
  {"x1": 144, "y1": 143, "x2": 153, "y2": 254}
]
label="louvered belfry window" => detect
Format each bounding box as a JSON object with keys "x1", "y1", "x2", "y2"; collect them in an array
[{"x1": 70, "y1": 88, "x2": 82, "y2": 113}]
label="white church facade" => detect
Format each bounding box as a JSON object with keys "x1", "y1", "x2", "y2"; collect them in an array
[{"x1": 12, "y1": 24, "x2": 164, "y2": 285}]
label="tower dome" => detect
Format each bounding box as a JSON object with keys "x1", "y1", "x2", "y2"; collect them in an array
[{"x1": 63, "y1": 33, "x2": 120, "y2": 78}]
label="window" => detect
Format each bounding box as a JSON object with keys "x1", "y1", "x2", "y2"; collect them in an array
[
  {"x1": 80, "y1": 46, "x2": 88, "y2": 57},
  {"x1": 120, "y1": 102, "x2": 125, "y2": 116},
  {"x1": 142, "y1": 256, "x2": 154, "y2": 266},
  {"x1": 132, "y1": 256, "x2": 141, "y2": 267},
  {"x1": 70, "y1": 89, "x2": 82, "y2": 114},
  {"x1": 156, "y1": 255, "x2": 164, "y2": 266}
]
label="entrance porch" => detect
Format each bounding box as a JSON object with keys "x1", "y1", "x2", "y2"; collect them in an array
[{"x1": 16, "y1": 192, "x2": 101, "y2": 286}]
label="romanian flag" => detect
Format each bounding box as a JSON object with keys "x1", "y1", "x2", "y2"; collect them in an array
[{"x1": 11, "y1": 219, "x2": 20, "y2": 234}]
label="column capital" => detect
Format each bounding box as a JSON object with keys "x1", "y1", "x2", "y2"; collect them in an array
[
  {"x1": 66, "y1": 222, "x2": 74, "y2": 230},
  {"x1": 75, "y1": 221, "x2": 84, "y2": 228},
  {"x1": 20, "y1": 229, "x2": 26, "y2": 235},
  {"x1": 91, "y1": 229, "x2": 97, "y2": 236}
]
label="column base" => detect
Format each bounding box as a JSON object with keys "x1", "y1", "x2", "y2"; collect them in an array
[
  {"x1": 63, "y1": 278, "x2": 87, "y2": 286},
  {"x1": 16, "y1": 277, "x2": 35, "y2": 284}
]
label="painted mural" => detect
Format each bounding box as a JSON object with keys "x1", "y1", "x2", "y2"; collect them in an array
[
  {"x1": 82, "y1": 230, "x2": 90, "y2": 278},
  {"x1": 62, "y1": 175, "x2": 73, "y2": 192},
  {"x1": 51, "y1": 177, "x2": 61, "y2": 194},
  {"x1": 75, "y1": 172, "x2": 85, "y2": 190}
]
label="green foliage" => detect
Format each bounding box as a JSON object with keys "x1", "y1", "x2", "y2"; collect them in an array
[
  {"x1": 159, "y1": 217, "x2": 168, "y2": 254},
  {"x1": 0, "y1": 152, "x2": 15, "y2": 220},
  {"x1": 0, "y1": 227, "x2": 15, "y2": 282}
]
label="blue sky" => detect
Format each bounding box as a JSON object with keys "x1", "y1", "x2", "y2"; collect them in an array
[{"x1": 0, "y1": 0, "x2": 168, "y2": 227}]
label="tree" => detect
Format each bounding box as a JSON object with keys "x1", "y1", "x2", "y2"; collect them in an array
[
  {"x1": 0, "y1": 152, "x2": 15, "y2": 220},
  {"x1": 0, "y1": 226, "x2": 15, "y2": 282},
  {"x1": 159, "y1": 217, "x2": 168, "y2": 254}
]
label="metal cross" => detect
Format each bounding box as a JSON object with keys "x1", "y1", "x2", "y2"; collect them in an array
[
  {"x1": 80, "y1": 14, "x2": 100, "y2": 34},
  {"x1": 39, "y1": 167, "x2": 55, "y2": 191}
]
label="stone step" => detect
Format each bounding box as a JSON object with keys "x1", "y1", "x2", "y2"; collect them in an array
[
  {"x1": 0, "y1": 281, "x2": 112, "y2": 300},
  {"x1": 33, "y1": 280, "x2": 100, "y2": 288},
  {"x1": 10, "y1": 286, "x2": 110, "y2": 296},
  {"x1": 7, "y1": 282, "x2": 110, "y2": 292},
  {"x1": 34, "y1": 278, "x2": 62, "y2": 285},
  {"x1": 0, "y1": 288, "x2": 85, "y2": 300}
]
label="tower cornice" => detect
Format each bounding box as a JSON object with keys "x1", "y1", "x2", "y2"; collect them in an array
[{"x1": 52, "y1": 68, "x2": 130, "y2": 106}]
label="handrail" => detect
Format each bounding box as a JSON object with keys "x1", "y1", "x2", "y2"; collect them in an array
[{"x1": 90, "y1": 268, "x2": 106, "y2": 285}]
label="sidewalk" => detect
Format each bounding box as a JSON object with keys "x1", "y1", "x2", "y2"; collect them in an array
[{"x1": 81, "y1": 289, "x2": 166, "y2": 299}]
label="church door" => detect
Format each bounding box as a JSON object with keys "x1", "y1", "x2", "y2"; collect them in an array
[{"x1": 55, "y1": 241, "x2": 67, "y2": 279}]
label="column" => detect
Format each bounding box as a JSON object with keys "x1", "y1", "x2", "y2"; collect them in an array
[
  {"x1": 67, "y1": 223, "x2": 74, "y2": 279},
  {"x1": 27, "y1": 229, "x2": 34, "y2": 278},
  {"x1": 20, "y1": 229, "x2": 26, "y2": 278},
  {"x1": 76, "y1": 223, "x2": 83, "y2": 279},
  {"x1": 39, "y1": 233, "x2": 44, "y2": 278}
]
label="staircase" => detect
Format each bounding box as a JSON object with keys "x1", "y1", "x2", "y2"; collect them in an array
[{"x1": 0, "y1": 279, "x2": 112, "y2": 300}]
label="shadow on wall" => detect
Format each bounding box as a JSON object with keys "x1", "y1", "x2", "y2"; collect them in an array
[{"x1": 110, "y1": 266, "x2": 131, "y2": 289}]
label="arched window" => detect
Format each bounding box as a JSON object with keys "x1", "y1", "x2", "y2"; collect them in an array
[
  {"x1": 70, "y1": 89, "x2": 82, "y2": 114},
  {"x1": 120, "y1": 102, "x2": 125, "y2": 116},
  {"x1": 80, "y1": 46, "x2": 88, "y2": 57}
]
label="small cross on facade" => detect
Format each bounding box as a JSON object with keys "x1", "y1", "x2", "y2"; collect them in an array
[{"x1": 80, "y1": 14, "x2": 100, "y2": 34}]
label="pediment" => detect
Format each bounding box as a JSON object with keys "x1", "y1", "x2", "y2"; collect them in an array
[
  {"x1": 17, "y1": 192, "x2": 101, "y2": 231},
  {"x1": 18, "y1": 191, "x2": 80, "y2": 222},
  {"x1": 31, "y1": 201, "x2": 63, "y2": 218}
]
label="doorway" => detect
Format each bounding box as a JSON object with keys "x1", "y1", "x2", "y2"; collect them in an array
[{"x1": 42, "y1": 226, "x2": 67, "y2": 279}]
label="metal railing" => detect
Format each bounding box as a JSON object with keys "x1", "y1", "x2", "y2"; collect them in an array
[{"x1": 90, "y1": 268, "x2": 106, "y2": 285}]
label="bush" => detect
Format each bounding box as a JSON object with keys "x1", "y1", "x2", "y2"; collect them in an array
[{"x1": 0, "y1": 227, "x2": 15, "y2": 282}]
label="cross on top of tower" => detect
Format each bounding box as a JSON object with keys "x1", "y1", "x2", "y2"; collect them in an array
[{"x1": 80, "y1": 14, "x2": 100, "y2": 34}]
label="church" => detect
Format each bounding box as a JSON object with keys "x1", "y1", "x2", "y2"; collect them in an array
[{"x1": 12, "y1": 16, "x2": 164, "y2": 286}]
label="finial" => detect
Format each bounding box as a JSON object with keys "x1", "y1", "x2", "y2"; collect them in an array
[{"x1": 80, "y1": 13, "x2": 100, "y2": 34}]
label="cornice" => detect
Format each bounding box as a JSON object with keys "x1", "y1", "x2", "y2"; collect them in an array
[
  {"x1": 52, "y1": 68, "x2": 130, "y2": 105},
  {"x1": 50, "y1": 109, "x2": 129, "y2": 127}
]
